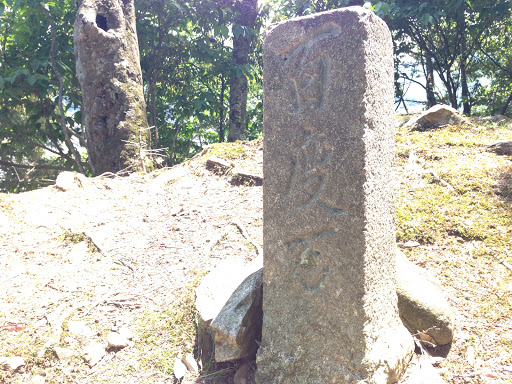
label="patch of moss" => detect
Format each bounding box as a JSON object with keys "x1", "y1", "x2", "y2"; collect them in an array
[
  {"x1": 207, "y1": 142, "x2": 246, "y2": 161},
  {"x1": 133, "y1": 272, "x2": 204, "y2": 376}
]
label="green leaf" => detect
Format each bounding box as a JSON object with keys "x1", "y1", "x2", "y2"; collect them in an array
[
  {"x1": 0, "y1": 3, "x2": 5, "y2": 16},
  {"x1": 0, "y1": 77, "x2": 4, "y2": 88},
  {"x1": 6, "y1": 74, "x2": 17, "y2": 84},
  {"x1": 232, "y1": 25, "x2": 244, "y2": 40},
  {"x1": 26, "y1": 75, "x2": 37, "y2": 86},
  {"x1": 220, "y1": 24, "x2": 229, "y2": 39},
  {"x1": 419, "y1": 13, "x2": 433, "y2": 26}
]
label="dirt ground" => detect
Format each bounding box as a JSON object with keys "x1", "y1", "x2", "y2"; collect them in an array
[{"x1": 0, "y1": 140, "x2": 264, "y2": 383}]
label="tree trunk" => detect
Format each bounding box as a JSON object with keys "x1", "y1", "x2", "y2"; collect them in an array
[
  {"x1": 501, "y1": 90, "x2": 512, "y2": 116},
  {"x1": 74, "y1": 0, "x2": 153, "y2": 176},
  {"x1": 219, "y1": 74, "x2": 226, "y2": 142},
  {"x1": 425, "y1": 50, "x2": 436, "y2": 108},
  {"x1": 227, "y1": 0, "x2": 258, "y2": 142},
  {"x1": 459, "y1": 15, "x2": 471, "y2": 116}
]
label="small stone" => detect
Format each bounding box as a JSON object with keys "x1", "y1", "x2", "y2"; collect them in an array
[
  {"x1": 230, "y1": 171, "x2": 263, "y2": 186},
  {"x1": 397, "y1": 250, "x2": 456, "y2": 345},
  {"x1": 210, "y1": 267, "x2": 263, "y2": 362},
  {"x1": 82, "y1": 342, "x2": 106, "y2": 367},
  {"x1": 173, "y1": 356, "x2": 187, "y2": 379},
  {"x1": 53, "y1": 347, "x2": 77, "y2": 361},
  {"x1": 403, "y1": 104, "x2": 469, "y2": 131},
  {"x1": 118, "y1": 326, "x2": 133, "y2": 340},
  {"x1": 0, "y1": 356, "x2": 25, "y2": 372},
  {"x1": 206, "y1": 155, "x2": 233, "y2": 175},
  {"x1": 399, "y1": 240, "x2": 421, "y2": 248},
  {"x1": 55, "y1": 171, "x2": 87, "y2": 191},
  {"x1": 181, "y1": 353, "x2": 199, "y2": 374},
  {"x1": 107, "y1": 332, "x2": 130, "y2": 349},
  {"x1": 486, "y1": 141, "x2": 512, "y2": 156}
]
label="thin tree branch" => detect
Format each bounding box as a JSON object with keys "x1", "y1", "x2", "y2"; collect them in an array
[{"x1": 0, "y1": 160, "x2": 74, "y2": 171}]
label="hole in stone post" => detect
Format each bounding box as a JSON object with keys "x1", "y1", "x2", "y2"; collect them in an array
[{"x1": 96, "y1": 14, "x2": 109, "y2": 31}]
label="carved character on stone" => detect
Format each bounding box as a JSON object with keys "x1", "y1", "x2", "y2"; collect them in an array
[{"x1": 286, "y1": 128, "x2": 347, "y2": 215}]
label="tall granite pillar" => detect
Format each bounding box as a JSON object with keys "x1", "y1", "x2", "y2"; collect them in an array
[{"x1": 256, "y1": 7, "x2": 413, "y2": 383}]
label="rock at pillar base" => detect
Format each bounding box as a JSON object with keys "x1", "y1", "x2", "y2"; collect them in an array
[{"x1": 257, "y1": 7, "x2": 413, "y2": 383}]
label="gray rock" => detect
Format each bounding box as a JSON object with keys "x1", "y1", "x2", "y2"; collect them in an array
[
  {"x1": 210, "y1": 267, "x2": 263, "y2": 362},
  {"x1": 82, "y1": 342, "x2": 106, "y2": 367},
  {"x1": 196, "y1": 257, "x2": 261, "y2": 326},
  {"x1": 404, "y1": 104, "x2": 468, "y2": 130},
  {"x1": 196, "y1": 256, "x2": 263, "y2": 362},
  {"x1": 486, "y1": 141, "x2": 512, "y2": 156},
  {"x1": 396, "y1": 250, "x2": 456, "y2": 346},
  {"x1": 55, "y1": 171, "x2": 87, "y2": 191},
  {"x1": 230, "y1": 171, "x2": 263, "y2": 186},
  {"x1": 205, "y1": 155, "x2": 233, "y2": 175},
  {"x1": 107, "y1": 332, "x2": 130, "y2": 349},
  {"x1": 258, "y1": 7, "x2": 413, "y2": 383},
  {"x1": 473, "y1": 115, "x2": 510, "y2": 125},
  {"x1": 118, "y1": 326, "x2": 133, "y2": 340}
]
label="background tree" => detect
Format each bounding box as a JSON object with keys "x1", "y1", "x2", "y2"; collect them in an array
[
  {"x1": 74, "y1": 0, "x2": 153, "y2": 175},
  {"x1": 227, "y1": 0, "x2": 258, "y2": 142}
]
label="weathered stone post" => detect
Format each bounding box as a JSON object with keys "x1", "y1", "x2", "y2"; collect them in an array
[
  {"x1": 74, "y1": 0, "x2": 152, "y2": 176},
  {"x1": 257, "y1": 7, "x2": 413, "y2": 383}
]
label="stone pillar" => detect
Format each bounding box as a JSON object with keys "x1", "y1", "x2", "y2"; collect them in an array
[{"x1": 257, "y1": 7, "x2": 413, "y2": 383}]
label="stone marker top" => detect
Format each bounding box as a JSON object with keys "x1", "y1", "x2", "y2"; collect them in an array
[{"x1": 257, "y1": 7, "x2": 413, "y2": 384}]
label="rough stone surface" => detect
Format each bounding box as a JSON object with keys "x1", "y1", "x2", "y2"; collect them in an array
[
  {"x1": 403, "y1": 104, "x2": 468, "y2": 130},
  {"x1": 206, "y1": 155, "x2": 233, "y2": 175},
  {"x1": 196, "y1": 257, "x2": 259, "y2": 325},
  {"x1": 107, "y1": 332, "x2": 130, "y2": 348},
  {"x1": 396, "y1": 250, "x2": 456, "y2": 346},
  {"x1": 55, "y1": 172, "x2": 88, "y2": 191},
  {"x1": 230, "y1": 171, "x2": 264, "y2": 186},
  {"x1": 486, "y1": 141, "x2": 512, "y2": 156},
  {"x1": 196, "y1": 256, "x2": 263, "y2": 362},
  {"x1": 210, "y1": 264, "x2": 263, "y2": 362},
  {"x1": 257, "y1": 7, "x2": 413, "y2": 383}
]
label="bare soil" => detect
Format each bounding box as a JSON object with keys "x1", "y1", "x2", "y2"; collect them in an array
[{"x1": 0, "y1": 140, "x2": 263, "y2": 383}]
